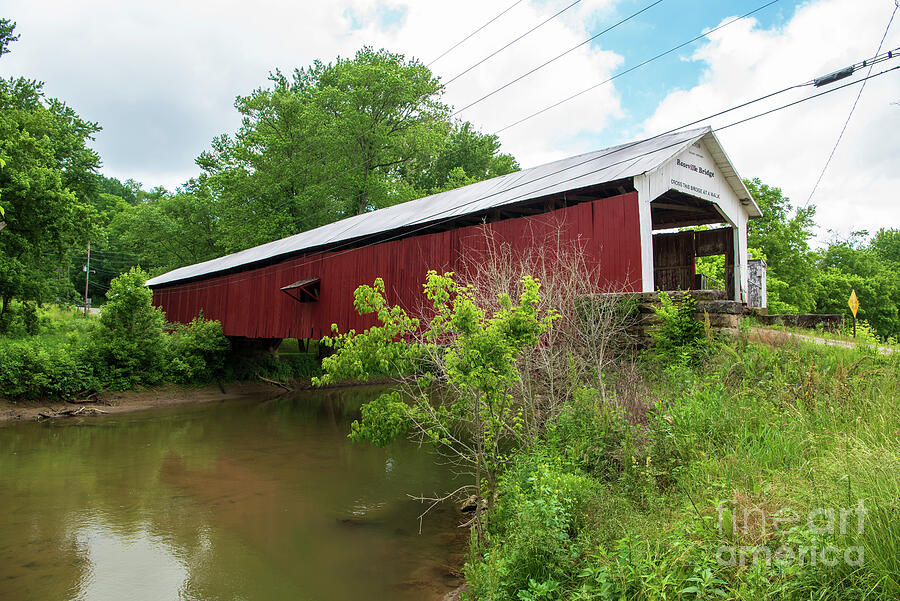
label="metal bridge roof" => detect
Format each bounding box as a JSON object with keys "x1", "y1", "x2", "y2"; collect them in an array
[{"x1": 147, "y1": 126, "x2": 751, "y2": 287}]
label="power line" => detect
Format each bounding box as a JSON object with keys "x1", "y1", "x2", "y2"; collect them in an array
[
  {"x1": 186, "y1": 2, "x2": 528, "y2": 224},
  {"x1": 160, "y1": 64, "x2": 899, "y2": 296},
  {"x1": 443, "y1": 0, "x2": 583, "y2": 86},
  {"x1": 802, "y1": 0, "x2": 899, "y2": 208},
  {"x1": 260, "y1": 0, "x2": 780, "y2": 228},
  {"x1": 427, "y1": 0, "x2": 525, "y2": 67},
  {"x1": 495, "y1": 0, "x2": 781, "y2": 133},
  {"x1": 262, "y1": 0, "x2": 772, "y2": 226},
  {"x1": 450, "y1": 0, "x2": 666, "y2": 117},
  {"x1": 716, "y1": 65, "x2": 900, "y2": 132},
  {"x1": 256, "y1": 0, "x2": 669, "y2": 223}
]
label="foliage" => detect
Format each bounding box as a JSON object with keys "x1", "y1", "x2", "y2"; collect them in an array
[
  {"x1": 467, "y1": 453, "x2": 599, "y2": 600},
  {"x1": 89, "y1": 267, "x2": 167, "y2": 386},
  {"x1": 814, "y1": 239, "x2": 900, "y2": 340},
  {"x1": 0, "y1": 299, "x2": 246, "y2": 400},
  {"x1": 165, "y1": 315, "x2": 230, "y2": 383},
  {"x1": 108, "y1": 177, "x2": 221, "y2": 275},
  {"x1": 545, "y1": 386, "x2": 631, "y2": 481},
  {"x1": 0, "y1": 74, "x2": 101, "y2": 314},
  {"x1": 744, "y1": 178, "x2": 819, "y2": 313},
  {"x1": 650, "y1": 292, "x2": 709, "y2": 364},
  {"x1": 315, "y1": 271, "x2": 555, "y2": 535},
  {"x1": 737, "y1": 177, "x2": 898, "y2": 339},
  {"x1": 0, "y1": 334, "x2": 98, "y2": 400},
  {"x1": 404, "y1": 121, "x2": 519, "y2": 194},
  {"x1": 465, "y1": 336, "x2": 900, "y2": 600},
  {"x1": 0, "y1": 18, "x2": 18, "y2": 58},
  {"x1": 198, "y1": 47, "x2": 450, "y2": 251}
]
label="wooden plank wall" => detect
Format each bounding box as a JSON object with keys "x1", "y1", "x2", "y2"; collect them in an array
[
  {"x1": 652, "y1": 227, "x2": 735, "y2": 297},
  {"x1": 151, "y1": 192, "x2": 642, "y2": 339}
]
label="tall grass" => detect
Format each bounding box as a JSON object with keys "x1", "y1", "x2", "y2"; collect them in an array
[{"x1": 465, "y1": 336, "x2": 900, "y2": 600}]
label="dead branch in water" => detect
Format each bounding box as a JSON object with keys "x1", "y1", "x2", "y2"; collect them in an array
[
  {"x1": 37, "y1": 406, "x2": 108, "y2": 420},
  {"x1": 256, "y1": 373, "x2": 294, "y2": 391}
]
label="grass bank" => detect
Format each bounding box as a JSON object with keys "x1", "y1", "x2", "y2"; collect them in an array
[{"x1": 464, "y1": 335, "x2": 900, "y2": 600}]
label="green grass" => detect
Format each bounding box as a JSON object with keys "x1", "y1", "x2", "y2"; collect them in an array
[{"x1": 465, "y1": 336, "x2": 900, "y2": 600}]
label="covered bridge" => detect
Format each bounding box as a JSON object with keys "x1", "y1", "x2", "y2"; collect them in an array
[{"x1": 147, "y1": 126, "x2": 761, "y2": 341}]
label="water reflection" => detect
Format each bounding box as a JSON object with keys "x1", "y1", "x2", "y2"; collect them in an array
[{"x1": 0, "y1": 389, "x2": 465, "y2": 601}]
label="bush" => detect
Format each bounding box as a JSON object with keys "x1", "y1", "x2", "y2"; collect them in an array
[
  {"x1": 90, "y1": 267, "x2": 167, "y2": 386},
  {"x1": 468, "y1": 453, "x2": 600, "y2": 601},
  {"x1": 0, "y1": 301, "x2": 40, "y2": 336},
  {"x1": 0, "y1": 338, "x2": 98, "y2": 400},
  {"x1": 650, "y1": 292, "x2": 709, "y2": 364},
  {"x1": 165, "y1": 316, "x2": 230, "y2": 383},
  {"x1": 547, "y1": 387, "x2": 630, "y2": 481}
]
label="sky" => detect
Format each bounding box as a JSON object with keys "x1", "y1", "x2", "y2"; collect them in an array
[{"x1": 1, "y1": 0, "x2": 898, "y2": 243}]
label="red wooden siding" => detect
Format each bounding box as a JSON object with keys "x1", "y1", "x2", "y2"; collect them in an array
[{"x1": 151, "y1": 192, "x2": 641, "y2": 339}]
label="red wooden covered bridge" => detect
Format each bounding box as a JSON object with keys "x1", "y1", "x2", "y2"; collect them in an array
[{"x1": 147, "y1": 126, "x2": 761, "y2": 343}]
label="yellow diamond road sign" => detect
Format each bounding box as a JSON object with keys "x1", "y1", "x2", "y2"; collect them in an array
[{"x1": 848, "y1": 289, "x2": 859, "y2": 317}]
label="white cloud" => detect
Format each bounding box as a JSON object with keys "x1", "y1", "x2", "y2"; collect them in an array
[
  {"x1": 0, "y1": 0, "x2": 624, "y2": 188},
  {"x1": 640, "y1": 0, "x2": 900, "y2": 241},
  {"x1": 337, "y1": 0, "x2": 625, "y2": 165},
  {"x1": 6, "y1": 0, "x2": 894, "y2": 241}
]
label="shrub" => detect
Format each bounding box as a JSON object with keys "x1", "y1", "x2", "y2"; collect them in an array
[
  {"x1": 468, "y1": 454, "x2": 599, "y2": 601},
  {"x1": 165, "y1": 316, "x2": 230, "y2": 383},
  {"x1": 650, "y1": 292, "x2": 709, "y2": 364},
  {"x1": 0, "y1": 338, "x2": 98, "y2": 400},
  {"x1": 90, "y1": 267, "x2": 166, "y2": 386},
  {"x1": 0, "y1": 301, "x2": 40, "y2": 336},
  {"x1": 547, "y1": 386, "x2": 630, "y2": 481}
]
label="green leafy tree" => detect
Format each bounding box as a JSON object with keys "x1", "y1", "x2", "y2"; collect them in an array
[
  {"x1": 405, "y1": 121, "x2": 519, "y2": 194},
  {"x1": 744, "y1": 178, "x2": 819, "y2": 312},
  {"x1": 0, "y1": 18, "x2": 19, "y2": 58},
  {"x1": 814, "y1": 238, "x2": 900, "y2": 340},
  {"x1": 0, "y1": 75, "x2": 101, "y2": 316},
  {"x1": 98, "y1": 175, "x2": 143, "y2": 206},
  {"x1": 92, "y1": 267, "x2": 166, "y2": 384},
  {"x1": 315, "y1": 271, "x2": 555, "y2": 537},
  {"x1": 0, "y1": 19, "x2": 9, "y2": 216},
  {"x1": 108, "y1": 178, "x2": 221, "y2": 275},
  {"x1": 198, "y1": 47, "x2": 450, "y2": 252},
  {"x1": 870, "y1": 228, "x2": 900, "y2": 266}
]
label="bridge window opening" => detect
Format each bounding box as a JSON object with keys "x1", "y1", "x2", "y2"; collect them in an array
[
  {"x1": 650, "y1": 191, "x2": 737, "y2": 299},
  {"x1": 281, "y1": 278, "x2": 320, "y2": 303}
]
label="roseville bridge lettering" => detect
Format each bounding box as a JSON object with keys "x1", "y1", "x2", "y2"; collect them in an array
[{"x1": 676, "y1": 158, "x2": 715, "y2": 179}]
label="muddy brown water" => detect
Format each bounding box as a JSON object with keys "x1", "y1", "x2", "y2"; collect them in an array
[{"x1": 0, "y1": 389, "x2": 467, "y2": 601}]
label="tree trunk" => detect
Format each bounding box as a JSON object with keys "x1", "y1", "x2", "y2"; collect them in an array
[
  {"x1": 473, "y1": 394, "x2": 486, "y2": 544},
  {"x1": 356, "y1": 162, "x2": 370, "y2": 215}
]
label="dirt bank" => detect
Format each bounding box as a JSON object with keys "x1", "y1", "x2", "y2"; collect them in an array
[{"x1": 0, "y1": 381, "x2": 281, "y2": 424}]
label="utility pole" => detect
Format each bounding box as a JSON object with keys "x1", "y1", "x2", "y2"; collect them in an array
[{"x1": 83, "y1": 242, "x2": 91, "y2": 317}]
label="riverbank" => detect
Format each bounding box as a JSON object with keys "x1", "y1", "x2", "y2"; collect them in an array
[
  {"x1": 0, "y1": 374, "x2": 401, "y2": 423},
  {"x1": 0, "y1": 380, "x2": 280, "y2": 423}
]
